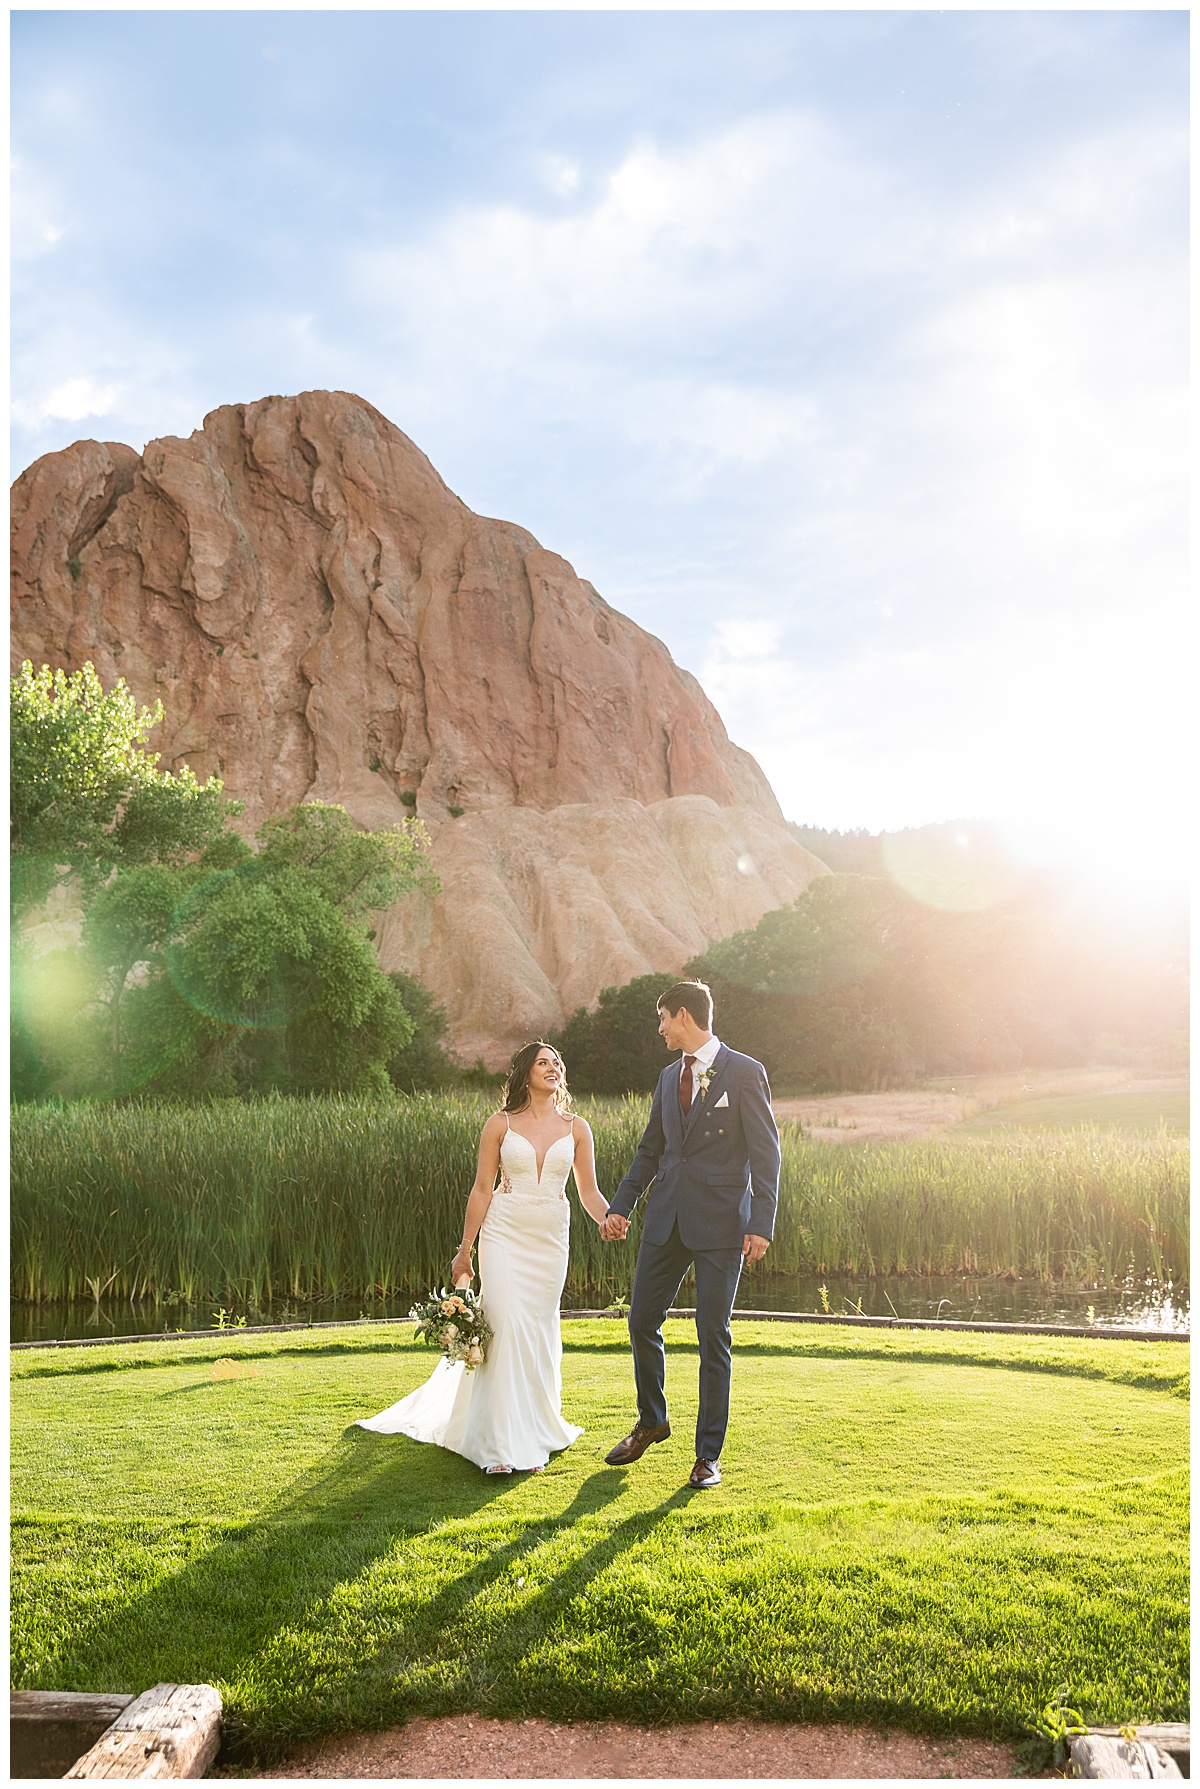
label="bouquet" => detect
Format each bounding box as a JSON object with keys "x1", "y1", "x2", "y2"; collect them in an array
[{"x1": 408, "y1": 1283, "x2": 493, "y2": 1370}]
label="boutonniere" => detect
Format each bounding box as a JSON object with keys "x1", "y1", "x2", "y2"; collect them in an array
[{"x1": 694, "y1": 1066, "x2": 716, "y2": 1102}]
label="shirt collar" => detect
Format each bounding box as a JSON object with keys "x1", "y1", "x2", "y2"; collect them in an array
[{"x1": 689, "y1": 1035, "x2": 722, "y2": 1071}]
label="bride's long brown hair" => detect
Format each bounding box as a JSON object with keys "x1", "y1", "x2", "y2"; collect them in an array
[{"x1": 502, "y1": 1041, "x2": 573, "y2": 1116}]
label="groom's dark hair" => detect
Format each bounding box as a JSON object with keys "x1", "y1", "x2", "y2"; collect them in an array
[{"x1": 657, "y1": 980, "x2": 713, "y2": 1030}]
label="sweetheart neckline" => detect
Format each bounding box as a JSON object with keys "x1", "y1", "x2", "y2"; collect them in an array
[{"x1": 504, "y1": 1127, "x2": 575, "y2": 1186}]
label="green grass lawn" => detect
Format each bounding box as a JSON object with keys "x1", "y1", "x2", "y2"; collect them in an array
[
  {"x1": 11, "y1": 1322, "x2": 1188, "y2": 1762},
  {"x1": 955, "y1": 1090, "x2": 1189, "y2": 1137}
]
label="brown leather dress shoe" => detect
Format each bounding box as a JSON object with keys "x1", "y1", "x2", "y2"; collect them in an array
[
  {"x1": 604, "y1": 1420, "x2": 671, "y2": 1465},
  {"x1": 689, "y1": 1458, "x2": 721, "y2": 1489}
]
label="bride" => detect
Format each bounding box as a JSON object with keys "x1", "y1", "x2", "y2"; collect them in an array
[{"x1": 357, "y1": 1042, "x2": 612, "y2": 1474}]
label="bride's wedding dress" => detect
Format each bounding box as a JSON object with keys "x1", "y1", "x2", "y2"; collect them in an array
[{"x1": 357, "y1": 1117, "x2": 585, "y2": 1471}]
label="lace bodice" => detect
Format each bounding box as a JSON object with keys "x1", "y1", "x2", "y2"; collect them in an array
[{"x1": 498, "y1": 1121, "x2": 576, "y2": 1200}]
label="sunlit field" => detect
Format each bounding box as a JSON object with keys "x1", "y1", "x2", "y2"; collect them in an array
[
  {"x1": 955, "y1": 1089, "x2": 1188, "y2": 1137},
  {"x1": 10, "y1": 1321, "x2": 1187, "y2": 1762}
]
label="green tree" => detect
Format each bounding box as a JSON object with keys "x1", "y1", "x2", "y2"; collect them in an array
[
  {"x1": 255, "y1": 800, "x2": 437, "y2": 933},
  {"x1": 551, "y1": 973, "x2": 674, "y2": 1094},
  {"x1": 385, "y1": 971, "x2": 461, "y2": 1092},
  {"x1": 11, "y1": 662, "x2": 245, "y2": 1097},
  {"x1": 161, "y1": 860, "x2": 415, "y2": 1096},
  {"x1": 548, "y1": 865, "x2": 1188, "y2": 1096},
  {"x1": 690, "y1": 875, "x2": 1013, "y2": 1090},
  {"x1": 10, "y1": 661, "x2": 443, "y2": 1101},
  {"x1": 701, "y1": 874, "x2": 904, "y2": 998},
  {"x1": 11, "y1": 660, "x2": 239, "y2": 915},
  {"x1": 75, "y1": 807, "x2": 439, "y2": 1101},
  {"x1": 787, "y1": 822, "x2": 883, "y2": 876},
  {"x1": 690, "y1": 875, "x2": 1076, "y2": 1089}
]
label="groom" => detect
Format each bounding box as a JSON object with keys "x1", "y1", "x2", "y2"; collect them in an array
[{"x1": 599, "y1": 980, "x2": 780, "y2": 1488}]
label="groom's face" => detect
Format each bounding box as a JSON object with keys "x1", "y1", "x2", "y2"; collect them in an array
[{"x1": 658, "y1": 1004, "x2": 689, "y2": 1052}]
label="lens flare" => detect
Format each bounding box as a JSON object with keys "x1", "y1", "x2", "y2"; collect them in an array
[
  {"x1": 881, "y1": 827, "x2": 1025, "y2": 912},
  {"x1": 12, "y1": 946, "x2": 94, "y2": 1057}
]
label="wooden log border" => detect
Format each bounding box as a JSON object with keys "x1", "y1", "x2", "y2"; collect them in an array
[
  {"x1": 64, "y1": 1683, "x2": 221, "y2": 1780},
  {"x1": 11, "y1": 1685, "x2": 221, "y2": 1781},
  {"x1": 11, "y1": 1692, "x2": 134, "y2": 1779},
  {"x1": 1069, "y1": 1733, "x2": 1184, "y2": 1778}
]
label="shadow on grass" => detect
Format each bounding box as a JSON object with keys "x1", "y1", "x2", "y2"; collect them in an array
[
  {"x1": 228, "y1": 1474, "x2": 696, "y2": 1757},
  {"x1": 28, "y1": 1430, "x2": 519, "y2": 1696},
  {"x1": 26, "y1": 1425, "x2": 690, "y2": 1756}
]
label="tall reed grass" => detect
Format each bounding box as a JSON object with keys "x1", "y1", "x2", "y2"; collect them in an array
[
  {"x1": 10, "y1": 1096, "x2": 1188, "y2": 1309},
  {"x1": 772, "y1": 1128, "x2": 1188, "y2": 1288}
]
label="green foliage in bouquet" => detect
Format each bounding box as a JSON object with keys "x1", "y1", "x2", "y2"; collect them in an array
[{"x1": 408, "y1": 1285, "x2": 493, "y2": 1369}]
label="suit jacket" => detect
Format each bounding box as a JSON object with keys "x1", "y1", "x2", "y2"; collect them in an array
[{"x1": 609, "y1": 1044, "x2": 781, "y2": 1252}]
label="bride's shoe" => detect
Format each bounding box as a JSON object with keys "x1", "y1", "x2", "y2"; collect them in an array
[{"x1": 485, "y1": 1464, "x2": 513, "y2": 1475}]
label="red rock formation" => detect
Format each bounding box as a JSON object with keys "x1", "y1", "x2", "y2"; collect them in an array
[{"x1": 12, "y1": 391, "x2": 826, "y2": 1061}]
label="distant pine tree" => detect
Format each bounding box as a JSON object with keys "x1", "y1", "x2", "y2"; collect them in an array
[{"x1": 788, "y1": 823, "x2": 883, "y2": 877}]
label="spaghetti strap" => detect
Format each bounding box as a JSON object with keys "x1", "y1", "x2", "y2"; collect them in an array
[{"x1": 504, "y1": 1112, "x2": 510, "y2": 1131}]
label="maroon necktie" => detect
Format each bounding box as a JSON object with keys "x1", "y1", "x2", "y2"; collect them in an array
[{"x1": 680, "y1": 1054, "x2": 698, "y2": 1115}]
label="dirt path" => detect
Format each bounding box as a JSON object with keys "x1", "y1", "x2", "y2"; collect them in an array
[
  {"x1": 773, "y1": 1067, "x2": 1131, "y2": 1145},
  {"x1": 239, "y1": 1714, "x2": 1033, "y2": 1778}
]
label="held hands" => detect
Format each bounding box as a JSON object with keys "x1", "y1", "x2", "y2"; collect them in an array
[{"x1": 598, "y1": 1215, "x2": 762, "y2": 1254}]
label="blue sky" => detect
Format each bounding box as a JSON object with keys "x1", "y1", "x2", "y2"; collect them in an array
[{"x1": 11, "y1": 11, "x2": 1188, "y2": 892}]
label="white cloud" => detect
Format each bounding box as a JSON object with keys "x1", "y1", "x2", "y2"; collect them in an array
[
  {"x1": 626, "y1": 383, "x2": 821, "y2": 486},
  {"x1": 711, "y1": 618, "x2": 784, "y2": 663},
  {"x1": 910, "y1": 269, "x2": 1184, "y2": 593},
  {"x1": 13, "y1": 375, "x2": 121, "y2": 426},
  {"x1": 10, "y1": 155, "x2": 68, "y2": 261},
  {"x1": 540, "y1": 155, "x2": 580, "y2": 198},
  {"x1": 11, "y1": 62, "x2": 1184, "y2": 867},
  {"x1": 356, "y1": 110, "x2": 916, "y2": 397},
  {"x1": 350, "y1": 109, "x2": 1181, "y2": 617}
]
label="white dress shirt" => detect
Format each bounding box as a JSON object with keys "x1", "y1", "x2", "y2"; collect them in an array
[
  {"x1": 687, "y1": 1035, "x2": 722, "y2": 1076},
  {"x1": 681, "y1": 1035, "x2": 722, "y2": 1104}
]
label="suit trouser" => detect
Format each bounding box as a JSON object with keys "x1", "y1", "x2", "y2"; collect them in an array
[{"x1": 628, "y1": 1221, "x2": 743, "y2": 1461}]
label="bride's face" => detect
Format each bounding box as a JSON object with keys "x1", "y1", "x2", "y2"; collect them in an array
[{"x1": 528, "y1": 1049, "x2": 563, "y2": 1096}]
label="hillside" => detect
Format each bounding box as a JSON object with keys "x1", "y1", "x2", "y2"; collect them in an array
[{"x1": 11, "y1": 391, "x2": 825, "y2": 1061}]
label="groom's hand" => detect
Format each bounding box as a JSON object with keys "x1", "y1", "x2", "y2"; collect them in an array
[
  {"x1": 600, "y1": 1213, "x2": 629, "y2": 1241},
  {"x1": 742, "y1": 1233, "x2": 770, "y2": 1265}
]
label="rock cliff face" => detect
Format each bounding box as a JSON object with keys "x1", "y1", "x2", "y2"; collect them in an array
[{"x1": 12, "y1": 391, "x2": 826, "y2": 1063}]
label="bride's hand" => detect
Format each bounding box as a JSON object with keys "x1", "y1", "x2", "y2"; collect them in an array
[{"x1": 450, "y1": 1247, "x2": 474, "y2": 1287}]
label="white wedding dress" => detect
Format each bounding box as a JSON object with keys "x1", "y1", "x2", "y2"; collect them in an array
[{"x1": 357, "y1": 1118, "x2": 585, "y2": 1471}]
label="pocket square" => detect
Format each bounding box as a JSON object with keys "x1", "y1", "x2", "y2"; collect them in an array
[{"x1": 713, "y1": 1092, "x2": 730, "y2": 1108}]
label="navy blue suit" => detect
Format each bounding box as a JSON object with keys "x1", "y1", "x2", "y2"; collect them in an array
[{"x1": 609, "y1": 1044, "x2": 781, "y2": 1460}]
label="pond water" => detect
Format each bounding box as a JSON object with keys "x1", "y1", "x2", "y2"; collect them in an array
[
  {"x1": 727, "y1": 1272, "x2": 1189, "y2": 1332},
  {"x1": 11, "y1": 1272, "x2": 1188, "y2": 1344}
]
